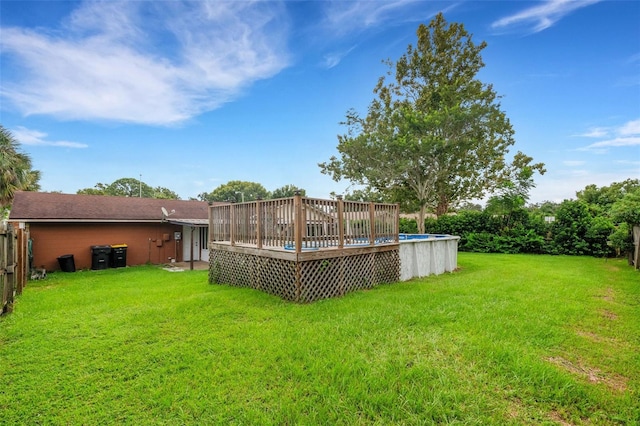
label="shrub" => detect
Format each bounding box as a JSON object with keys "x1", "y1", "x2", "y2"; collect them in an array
[{"x1": 399, "y1": 218, "x2": 418, "y2": 234}]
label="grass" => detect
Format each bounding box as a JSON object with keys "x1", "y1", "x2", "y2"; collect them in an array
[{"x1": 1, "y1": 253, "x2": 638, "y2": 425}]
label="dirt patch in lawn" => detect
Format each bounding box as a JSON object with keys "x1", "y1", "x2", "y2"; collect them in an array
[
  {"x1": 547, "y1": 356, "x2": 628, "y2": 392},
  {"x1": 599, "y1": 309, "x2": 619, "y2": 320},
  {"x1": 574, "y1": 329, "x2": 619, "y2": 346},
  {"x1": 600, "y1": 287, "x2": 615, "y2": 302},
  {"x1": 548, "y1": 410, "x2": 575, "y2": 426}
]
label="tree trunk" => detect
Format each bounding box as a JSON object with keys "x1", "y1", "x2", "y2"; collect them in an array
[
  {"x1": 436, "y1": 194, "x2": 449, "y2": 218},
  {"x1": 418, "y1": 203, "x2": 426, "y2": 234}
]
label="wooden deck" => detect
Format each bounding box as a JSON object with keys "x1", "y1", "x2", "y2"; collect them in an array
[{"x1": 208, "y1": 195, "x2": 400, "y2": 302}]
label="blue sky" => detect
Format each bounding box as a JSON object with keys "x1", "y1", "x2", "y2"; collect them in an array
[{"x1": 1, "y1": 0, "x2": 639, "y2": 204}]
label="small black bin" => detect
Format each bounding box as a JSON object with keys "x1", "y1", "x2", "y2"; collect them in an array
[
  {"x1": 57, "y1": 254, "x2": 75, "y2": 272},
  {"x1": 110, "y1": 244, "x2": 127, "y2": 268},
  {"x1": 91, "y1": 245, "x2": 111, "y2": 270}
]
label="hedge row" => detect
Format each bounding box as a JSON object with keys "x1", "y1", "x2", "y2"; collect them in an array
[{"x1": 400, "y1": 200, "x2": 618, "y2": 257}]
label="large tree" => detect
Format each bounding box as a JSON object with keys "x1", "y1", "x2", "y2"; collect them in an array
[
  {"x1": 0, "y1": 125, "x2": 41, "y2": 208},
  {"x1": 319, "y1": 13, "x2": 543, "y2": 233},
  {"x1": 199, "y1": 180, "x2": 269, "y2": 203},
  {"x1": 270, "y1": 184, "x2": 306, "y2": 199},
  {"x1": 77, "y1": 177, "x2": 180, "y2": 199}
]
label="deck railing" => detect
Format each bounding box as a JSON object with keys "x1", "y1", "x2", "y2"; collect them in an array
[{"x1": 209, "y1": 194, "x2": 399, "y2": 253}]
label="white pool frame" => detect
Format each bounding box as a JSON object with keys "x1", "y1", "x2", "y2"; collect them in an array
[{"x1": 399, "y1": 235, "x2": 460, "y2": 281}]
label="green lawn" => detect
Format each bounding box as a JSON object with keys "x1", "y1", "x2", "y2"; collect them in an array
[{"x1": 1, "y1": 254, "x2": 638, "y2": 425}]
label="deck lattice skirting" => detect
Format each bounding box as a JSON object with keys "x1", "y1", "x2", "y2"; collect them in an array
[
  {"x1": 208, "y1": 195, "x2": 400, "y2": 302},
  {"x1": 209, "y1": 244, "x2": 400, "y2": 302}
]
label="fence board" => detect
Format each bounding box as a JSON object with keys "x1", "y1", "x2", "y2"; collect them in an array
[{"x1": 1, "y1": 221, "x2": 15, "y2": 314}]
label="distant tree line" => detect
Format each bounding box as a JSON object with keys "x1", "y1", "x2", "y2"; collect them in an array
[
  {"x1": 77, "y1": 177, "x2": 181, "y2": 199},
  {"x1": 77, "y1": 179, "x2": 308, "y2": 203},
  {"x1": 197, "y1": 181, "x2": 306, "y2": 203}
]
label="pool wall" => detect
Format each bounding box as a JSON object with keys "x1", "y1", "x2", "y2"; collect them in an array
[{"x1": 399, "y1": 234, "x2": 460, "y2": 281}]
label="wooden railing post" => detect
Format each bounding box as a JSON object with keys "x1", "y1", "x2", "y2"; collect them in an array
[
  {"x1": 229, "y1": 201, "x2": 236, "y2": 247},
  {"x1": 337, "y1": 195, "x2": 344, "y2": 249},
  {"x1": 294, "y1": 192, "x2": 303, "y2": 254},
  {"x1": 369, "y1": 202, "x2": 376, "y2": 246},
  {"x1": 256, "y1": 197, "x2": 263, "y2": 249},
  {"x1": 395, "y1": 203, "x2": 400, "y2": 242}
]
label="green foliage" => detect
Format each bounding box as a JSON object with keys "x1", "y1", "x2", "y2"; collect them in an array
[
  {"x1": 411, "y1": 180, "x2": 638, "y2": 259},
  {"x1": 399, "y1": 217, "x2": 418, "y2": 233},
  {"x1": 548, "y1": 200, "x2": 589, "y2": 255},
  {"x1": 199, "y1": 180, "x2": 269, "y2": 203},
  {"x1": 486, "y1": 152, "x2": 546, "y2": 220},
  {"x1": 415, "y1": 199, "x2": 625, "y2": 258},
  {"x1": 610, "y1": 188, "x2": 640, "y2": 225},
  {"x1": 319, "y1": 14, "x2": 543, "y2": 232},
  {"x1": 527, "y1": 200, "x2": 561, "y2": 217},
  {"x1": 1, "y1": 256, "x2": 638, "y2": 424},
  {"x1": 108, "y1": 177, "x2": 155, "y2": 197},
  {"x1": 608, "y1": 222, "x2": 634, "y2": 256},
  {"x1": 585, "y1": 216, "x2": 616, "y2": 257},
  {"x1": 0, "y1": 125, "x2": 41, "y2": 207},
  {"x1": 548, "y1": 200, "x2": 615, "y2": 257},
  {"x1": 77, "y1": 177, "x2": 180, "y2": 199},
  {"x1": 341, "y1": 188, "x2": 390, "y2": 203},
  {"x1": 456, "y1": 201, "x2": 483, "y2": 212},
  {"x1": 151, "y1": 186, "x2": 181, "y2": 200},
  {"x1": 426, "y1": 211, "x2": 502, "y2": 236},
  {"x1": 576, "y1": 178, "x2": 640, "y2": 215},
  {"x1": 270, "y1": 184, "x2": 306, "y2": 199}
]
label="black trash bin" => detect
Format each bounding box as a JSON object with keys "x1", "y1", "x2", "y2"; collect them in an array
[
  {"x1": 57, "y1": 254, "x2": 75, "y2": 272},
  {"x1": 91, "y1": 245, "x2": 111, "y2": 270},
  {"x1": 110, "y1": 244, "x2": 127, "y2": 268}
]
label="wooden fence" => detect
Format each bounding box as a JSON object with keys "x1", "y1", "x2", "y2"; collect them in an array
[
  {"x1": 1, "y1": 221, "x2": 28, "y2": 315},
  {"x1": 633, "y1": 225, "x2": 639, "y2": 270}
]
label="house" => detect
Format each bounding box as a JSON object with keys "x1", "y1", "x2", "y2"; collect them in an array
[{"x1": 9, "y1": 192, "x2": 220, "y2": 271}]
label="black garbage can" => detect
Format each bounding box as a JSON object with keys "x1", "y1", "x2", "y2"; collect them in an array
[
  {"x1": 57, "y1": 254, "x2": 76, "y2": 272},
  {"x1": 110, "y1": 244, "x2": 127, "y2": 268},
  {"x1": 91, "y1": 245, "x2": 111, "y2": 270}
]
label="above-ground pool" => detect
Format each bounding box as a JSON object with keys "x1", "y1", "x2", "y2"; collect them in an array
[
  {"x1": 399, "y1": 233, "x2": 460, "y2": 281},
  {"x1": 399, "y1": 233, "x2": 449, "y2": 240}
]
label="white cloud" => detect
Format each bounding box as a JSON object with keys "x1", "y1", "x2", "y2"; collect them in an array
[
  {"x1": 575, "y1": 127, "x2": 609, "y2": 138},
  {"x1": 12, "y1": 126, "x2": 88, "y2": 148},
  {"x1": 323, "y1": 0, "x2": 420, "y2": 34},
  {"x1": 577, "y1": 118, "x2": 640, "y2": 152},
  {"x1": 314, "y1": 1, "x2": 450, "y2": 68},
  {"x1": 0, "y1": 1, "x2": 290, "y2": 125},
  {"x1": 320, "y1": 0, "x2": 454, "y2": 39},
  {"x1": 322, "y1": 45, "x2": 357, "y2": 69},
  {"x1": 492, "y1": 0, "x2": 601, "y2": 33},
  {"x1": 581, "y1": 137, "x2": 640, "y2": 151},
  {"x1": 616, "y1": 160, "x2": 640, "y2": 166},
  {"x1": 619, "y1": 118, "x2": 640, "y2": 136}
]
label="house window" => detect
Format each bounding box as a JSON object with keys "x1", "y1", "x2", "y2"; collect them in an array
[{"x1": 200, "y1": 227, "x2": 209, "y2": 250}]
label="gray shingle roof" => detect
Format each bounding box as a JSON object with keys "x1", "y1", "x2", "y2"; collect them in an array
[{"x1": 9, "y1": 191, "x2": 221, "y2": 222}]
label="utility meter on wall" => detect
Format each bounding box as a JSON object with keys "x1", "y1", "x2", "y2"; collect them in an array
[{"x1": 174, "y1": 232, "x2": 182, "y2": 240}]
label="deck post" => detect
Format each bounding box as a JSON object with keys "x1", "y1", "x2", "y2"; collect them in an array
[
  {"x1": 337, "y1": 195, "x2": 344, "y2": 249},
  {"x1": 396, "y1": 203, "x2": 400, "y2": 242},
  {"x1": 229, "y1": 200, "x2": 236, "y2": 247},
  {"x1": 256, "y1": 197, "x2": 263, "y2": 249},
  {"x1": 294, "y1": 192, "x2": 302, "y2": 254},
  {"x1": 369, "y1": 202, "x2": 376, "y2": 246}
]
